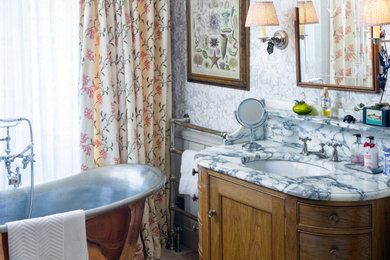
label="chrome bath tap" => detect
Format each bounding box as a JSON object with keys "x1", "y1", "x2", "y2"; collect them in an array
[
  {"x1": 0, "y1": 118, "x2": 35, "y2": 219},
  {"x1": 0, "y1": 118, "x2": 34, "y2": 188}
]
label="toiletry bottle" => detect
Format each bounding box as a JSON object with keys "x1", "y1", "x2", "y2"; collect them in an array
[
  {"x1": 321, "y1": 87, "x2": 331, "y2": 117},
  {"x1": 351, "y1": 134, "x2": 364, "y2": 165},
  {"x1": 363, "y1": 136, "x2": 379, "y2": 169}
]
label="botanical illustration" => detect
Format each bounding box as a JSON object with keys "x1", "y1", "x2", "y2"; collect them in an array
[{"x1": 190, "y1": 0, "x2": 240, "y2": 79}]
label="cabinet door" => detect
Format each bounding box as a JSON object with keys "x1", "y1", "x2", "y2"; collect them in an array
[{"x1": 209, "y1": 176, "x2": 285, "y2": 260}]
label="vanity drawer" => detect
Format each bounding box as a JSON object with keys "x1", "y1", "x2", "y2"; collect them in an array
[
  {"x1": 299, "y1": 231, "x2": 371, "y2": 260},
  {"x1": 298, "y1": 203, "x2": 371, "y2": 229}
]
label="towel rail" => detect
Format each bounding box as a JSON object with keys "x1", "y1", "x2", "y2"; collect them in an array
[
  {"x1": 168, "y1": 116, "x2": 226, "y2": 251},
  {"x1": 170, "y1": 206, "x2": 197, "y2": 221},
  {"x1": 170, "y1": 119, "x2": 227, "y2": 139}
]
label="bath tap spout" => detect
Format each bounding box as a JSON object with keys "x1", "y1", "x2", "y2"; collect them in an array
[{"x1": 17, "y1": 144, "x2": 33, "y2": 157}]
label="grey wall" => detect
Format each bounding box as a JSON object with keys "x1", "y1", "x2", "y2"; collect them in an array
[{"x1": 171, "y1": 0, "x2": 389, "y2": 133}]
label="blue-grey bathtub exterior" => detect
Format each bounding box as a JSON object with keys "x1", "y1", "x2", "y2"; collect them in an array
[{"x1": 0, "y1": 164, "x2": 166, "y2": 233}]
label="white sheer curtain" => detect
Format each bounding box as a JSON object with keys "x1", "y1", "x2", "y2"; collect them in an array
[{"x1": 0, "y1": 1, "x2": 80, "y2": 188}]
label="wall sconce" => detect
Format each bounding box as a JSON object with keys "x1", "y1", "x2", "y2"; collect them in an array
[
  {"x1": 297, "y1": 1, "x2": 319, "y2": 39},
  {"x1": 359, "y1": 0, "x2": 390, "y2": 44},
  {"x1": 245, "y1": 1, "x2": 289, "y2": 54}
]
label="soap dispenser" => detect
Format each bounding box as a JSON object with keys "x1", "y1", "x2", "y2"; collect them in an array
[
  {"x1": 363, "y1": 136, "x2": 379, "y2": 169},
  {"x1": 321, "y1": 87, "x2": 331, "y2": 117},
  {"x1": 351, "y1": 134, "x2": 363, "y2": 165}
]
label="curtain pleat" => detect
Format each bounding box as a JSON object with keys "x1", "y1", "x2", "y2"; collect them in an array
[{"x1": 79, "y1": 0, "x2": 171, "y2": 258}]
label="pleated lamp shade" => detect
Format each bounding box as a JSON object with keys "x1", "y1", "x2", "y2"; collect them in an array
[
  {"x1": 298, "y1": 1, "x2": 319, "y2": 24},
  {"x1": 245, "y1": 2, "x2": 279, "y2": 27},
  {"x1": 359, "y1": 0, "x2": 390, "y2": 26}
]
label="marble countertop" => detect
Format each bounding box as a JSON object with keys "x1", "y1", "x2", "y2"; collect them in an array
[
  {"x1": 195, "y1": 140, "x2": 390, "y2": 201},
  {"x1": 268, "y1": 109, "x2": 390, "y2": 137}
]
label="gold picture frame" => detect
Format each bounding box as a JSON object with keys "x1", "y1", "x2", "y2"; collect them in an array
[{"x1": 187, "y1": 0, "x2": 250, "y2": 90}]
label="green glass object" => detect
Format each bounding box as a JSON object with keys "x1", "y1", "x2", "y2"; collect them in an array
[{"x1": 293, "y1": 100, "x2": 312, "y2": 115}]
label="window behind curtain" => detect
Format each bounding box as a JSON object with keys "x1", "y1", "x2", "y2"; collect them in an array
[{"x1": 0, "y1": 1, "x2": 80, "y2": 188}]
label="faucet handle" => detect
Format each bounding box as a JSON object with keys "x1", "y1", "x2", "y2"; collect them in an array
[
  {"x1": 299, "y1": 137, "x2": 312, "y2": 143},
  {"x1": 328, "y1": 142, "x2": 342, "y2": 148},
  {"x1": 328, "y1": 142, "x2": 342, "y2": 162},
  {"x1": 319, "y1": 143, "x2": 326, "y2": 153},
  {"x1": 299, "y1": 137, "x2": 311, "y2": 156}
]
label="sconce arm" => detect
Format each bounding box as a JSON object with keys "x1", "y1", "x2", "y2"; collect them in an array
[{"x1": 257, "y1": 30, "x2": 289, "y2": 51}]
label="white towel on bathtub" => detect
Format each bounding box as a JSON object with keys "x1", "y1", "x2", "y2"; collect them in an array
[
  {"x1": 179, "y1": 150, "x2": 199, "y2": 197},
  {"x1": 6, "y1": 210, "x2": 88, "y2": 260}
]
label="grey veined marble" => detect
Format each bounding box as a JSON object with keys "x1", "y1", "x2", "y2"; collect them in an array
[
  {"x1": 195, "y1": 140, "x2": 390, "y2": 201},
  {"x1": 265, "y1": 110, "x2": 390, "y2": 160}
]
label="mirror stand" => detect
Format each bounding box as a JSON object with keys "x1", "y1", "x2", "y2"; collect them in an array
[
  {"x1": 234, "y1": 98, "x2": 268, "y2": 152},
  {"x1": 241, "y1": 127, "x2": 263, "y2": 151}
]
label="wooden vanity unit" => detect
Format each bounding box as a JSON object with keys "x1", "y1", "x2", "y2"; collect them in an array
[{"x1": 198, "y1": 167, "x2": 390, "y2": 259}]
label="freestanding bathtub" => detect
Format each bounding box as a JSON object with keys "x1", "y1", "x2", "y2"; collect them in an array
[{"x1": 0, "y1": 164, "x2": 166, "y2": 260}]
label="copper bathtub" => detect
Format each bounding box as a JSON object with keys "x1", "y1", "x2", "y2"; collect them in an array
[{"x1": 0, "y1": 164, "x2": 166, "y2": 260}]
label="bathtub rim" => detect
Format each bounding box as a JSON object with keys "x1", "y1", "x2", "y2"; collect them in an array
[{"x1": 0, "y1": 163, "x2": 166, "y2": 233}]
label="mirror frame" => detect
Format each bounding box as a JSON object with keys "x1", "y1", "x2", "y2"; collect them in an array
[
  {"x1": 295, "y1": 8, "x2": 380, "y2": 93},
  {"x1": 235, "y1": 98, "x2": 267, "y2": 127}
]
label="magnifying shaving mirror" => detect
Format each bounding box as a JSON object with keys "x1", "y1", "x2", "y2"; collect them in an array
[{"x1": 235, "y1": 98, "x2": 268, "y2": 151}]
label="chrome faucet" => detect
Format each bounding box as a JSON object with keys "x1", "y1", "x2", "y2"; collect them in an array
[
  {"x1": 299, "y1": 137, "x2": 328, "y2": 158},
  {"x1": 309, "y1": 143, "x2": 328, "y2": 159},
  {"x1": 328, "y1": 142, "x2": 342, "y2": 162},
  {"x1": 0, "y1": 118, "x2": 35, "y2": 188},
  {"x1": 0, "y1": 118, "x2": 35, "y2": 219}
]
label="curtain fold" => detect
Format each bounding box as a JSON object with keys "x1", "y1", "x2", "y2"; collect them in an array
[{"x1": 79, "y1": 0, "x2": 171, "y2": 259}]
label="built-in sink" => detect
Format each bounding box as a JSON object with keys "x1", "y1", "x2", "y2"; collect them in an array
[{"x1": 244, "y1": 160, "x2": 330, "y2": 177}]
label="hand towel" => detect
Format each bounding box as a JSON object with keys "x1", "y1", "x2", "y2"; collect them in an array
[
  {"x1": 179, "y1": 150, "x2": 199, "y2": 197},
  {"x1": 6, "y1": 210, "x2": 88, "y2": 260}
]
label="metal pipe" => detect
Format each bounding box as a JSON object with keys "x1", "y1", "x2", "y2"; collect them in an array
[
  {"x1": 170, "y1": 119, "x2": 227, "y2": 139},
  {"x1": 170, "y1": 177, "x2": 179, "y2": 183},
  {"x1": 170, "y1": 147, "x2": 183, "y2": 155},
  {"x1": 170, "y1": 206, "x2": 198, "y2": 221}
]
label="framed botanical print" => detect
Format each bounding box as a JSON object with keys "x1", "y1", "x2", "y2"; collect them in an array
[{"x1": 186, "y1": 0, "x2": 250, "y2": 90}]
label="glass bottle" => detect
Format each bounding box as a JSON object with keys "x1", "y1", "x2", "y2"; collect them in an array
[{"x1": 321, "y1": 87, "x2": 331, "y2": 117}]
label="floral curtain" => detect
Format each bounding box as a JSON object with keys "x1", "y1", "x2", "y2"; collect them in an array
[
  {"x1": 329, "y1": 0, "x2": 372, "y2": 87},
  {"x1": 79, "y1": 0, "x2": 171, "y2": 259}
]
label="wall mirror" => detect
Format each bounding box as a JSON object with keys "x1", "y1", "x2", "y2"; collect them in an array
[{"x1": 295, "y1": 0, "x2": 380, "y2": 93}]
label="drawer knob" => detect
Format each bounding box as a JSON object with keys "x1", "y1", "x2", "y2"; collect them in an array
[
  {"x1": 328, "y1": 248, "x2": 340, "y2": 258},
  {"x1": 208, "y1": 209, "x2": 217, "y2": 218},
  {"x1": 192, "y1": 169, "x2": 199, "y2": 176},
  {"x1": 329, "y1": 214, "x2": 340, "y2": 225}
]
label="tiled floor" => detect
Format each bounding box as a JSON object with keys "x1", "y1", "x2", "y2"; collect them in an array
[{"x1": 160, "y1": 247, "x2": 198, "y2": 260}]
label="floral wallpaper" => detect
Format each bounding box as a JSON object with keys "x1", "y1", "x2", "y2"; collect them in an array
[{"x1": 171, "y1": 0, "x2": 390, "y2": 134}]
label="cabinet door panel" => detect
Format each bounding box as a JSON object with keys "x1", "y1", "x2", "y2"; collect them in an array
[
  {"x1": 221, "y1": 197, "x2": 272, "y2": 259},
  {"x1": 210, "y1": 176, "x2": 285, "y2": 260}
]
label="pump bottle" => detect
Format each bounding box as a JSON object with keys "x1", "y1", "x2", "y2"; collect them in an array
[
  {"x1": 363, "y1": 136, "x2": 379, "y2": 169},
  {"x1": 351, "y1": 134, "x2": 363, "y2": 165}
]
